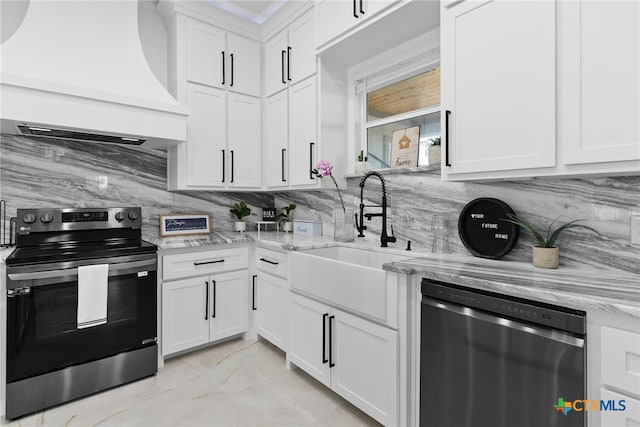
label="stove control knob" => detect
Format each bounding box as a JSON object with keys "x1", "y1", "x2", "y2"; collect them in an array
[
  {"x1": 23, "y1": 213, "x2": 36, "y2": 224},
  {"x1": 128, "y1": 210, "x2": 139, "y2": 220},
  {"x1": 40, "y1": 213, "x2": 54, "y2": 223},
  {"x1": 115, "y1": 211, "x2": 126, "y2": 222}
]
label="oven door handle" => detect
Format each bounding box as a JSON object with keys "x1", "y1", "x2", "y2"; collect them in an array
[{"x1": 7, "y1": 258, "x2": 157, "y2": 282}]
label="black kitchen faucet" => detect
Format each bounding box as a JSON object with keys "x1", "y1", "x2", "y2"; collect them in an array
[{"x1": 355, "y1": 171, "x2": 397, "y2": 247}]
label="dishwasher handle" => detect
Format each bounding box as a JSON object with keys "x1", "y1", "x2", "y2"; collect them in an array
[{"x1": 423, "y1": 298, "x2": 585, "y2": 348}]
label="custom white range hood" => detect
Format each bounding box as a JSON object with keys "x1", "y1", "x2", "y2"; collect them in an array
[{"x1": 0, "y1": 0, "x2": 187, "y2": 147}]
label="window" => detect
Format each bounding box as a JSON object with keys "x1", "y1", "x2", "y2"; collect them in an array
[{"x1": 358, "y1": 59, "x2": 441, "y2": 170}]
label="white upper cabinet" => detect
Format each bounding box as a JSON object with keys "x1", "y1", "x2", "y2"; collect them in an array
[
  {"x1": 263, "y1": 91, "x2": 289, "y2": 188},
  {"x1": 185, "y1": 84, "x2": 226, "y2": 188},
  {"x1": 227, "y1": 93, "x2": 261, "y2": 188},
  {"x1": 441, "y1": 0, "x2": 556, "y2": 179},
  {"x1": 442, "y1": 0, "x2": 640, "y2": 180},
  {"x1": 186, "y1": 19, "x2": 260, "y2": 97},
  {"x1": 559, "y1": 0, "x2": 640, "y2": 167},
  {"x1": 316, "y1": 0, "x2": 398, "y2": 48},
  {"x1": 264, "y1": 9, "x2": 316, "y2": 98},
  {"x1": 186, "y1": 20, "x2": 226, "y2": 89},
  {"x1": 289, "y1": 77, "x2": 318, "y2": 187},
  {"x1": 227, "y1": 34, "x2": 261, "y2": 97}
]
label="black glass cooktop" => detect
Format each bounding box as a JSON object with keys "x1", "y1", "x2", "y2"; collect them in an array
[{"x1": 6, "y1": 239, "x2": 157, "y2": 266}]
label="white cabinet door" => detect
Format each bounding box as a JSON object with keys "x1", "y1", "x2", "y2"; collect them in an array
[
  {"x1": 186, "y1": 19, "x2": 226, "y2": 89},
  {"x1": 255, "y1": 272, "x2": 287, "y2": 351},
  {"x1": 209, "y1": 271, "x2": 248, "y2": 342},
  {"x1": 264, "y1": 31, "x2": 288, "y2": 98},
  {"x1": 186, "y1": 84, "x2": 226, "y2": 188},
  {"x1": 331, "y1": 308, "x2": 398, "y2": 426},
  {"x1": 600, "y1": 389, "x2": 640, "y2": 427},
  {"x1": 162, "y1": 277, "x2": 209, "y2": 356},
  {"x1": 289, "y1": 77, "x2": 318, "y2": 187},
  {"x1": 288, "y1": 9, "x2": 316, "y2": 85},
  {"x1": 288, "y1": 293, "x2": 331, "y2": 387},
  {"x1": 442, "y1": 0, "x2": 556, "y2": 177},
  {"x1": 263, "y1": 91, "x2": 289, "y2": 188},
  {"x1": 560, "y1": 1, "x2": 640, "y2": 165},
  {"x1": 316, "y1": 0, "x2": 359, "y2": 48},
  {"x1": 227, "y1": 34, "x2": 261, "y2": 97},
  {"x1": 227, "y1": 93, "x2": 261, "y2": 188}
]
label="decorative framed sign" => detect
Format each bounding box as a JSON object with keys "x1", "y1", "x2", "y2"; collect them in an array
[
  {"x1": 390, "y1": 126, "x2": 420, "y2": 169},
  {"x1": 262, "y1": 207, "x2": 276, "y2": 222},
  {"x1": 160, "y1": 213, "x2": 211, "y2": 237}
]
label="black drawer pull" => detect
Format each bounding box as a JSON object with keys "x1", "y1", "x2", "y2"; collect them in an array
[
  {"x1": 194, "y1": 260, "x2": 224, "y2": 266},
  {"x1": 252, "y1": 275, "x2": 257, "y2": 311},
  {"x1": 211, "y1": 280, "x2": 216, "y2": 318},
  {"x1": 322, "y1": 313, "x2": 329, "y2": 364},
  {"x1": 259, "y1": 258, "x2": 279, "y2": 266},
  {"x1": 204, "y1": 281, "x2": 209, "y2": 320},
  {"x1": 329, "y1": 315, "x2": 335, "y2": 367}
]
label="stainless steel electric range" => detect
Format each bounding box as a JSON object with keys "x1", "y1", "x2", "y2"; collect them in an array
[{"x1": 5, "y1": 207, "x2": 158, "y2": 419}]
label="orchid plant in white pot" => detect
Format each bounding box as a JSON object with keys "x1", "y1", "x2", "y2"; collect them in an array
[{"x1": 312, "y1": 160, "x2": 354, "y2": 242}]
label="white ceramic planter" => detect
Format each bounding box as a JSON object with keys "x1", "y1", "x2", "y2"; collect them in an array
[
  {"x1": 281, "y1": 221, "x2": 293, "y2": 232},
  {"x1": 532, "y1": 246, "x2": 559, "y2": 269},
  {"x1": 234, "y1": 221, "x2": 246, "y2": 232},
  {"x1": 428, "y1": 145, "x2": 441, "y2": 166},
  {"x1": 355, "y1": 161, "x2": 370, "y2": 174}
]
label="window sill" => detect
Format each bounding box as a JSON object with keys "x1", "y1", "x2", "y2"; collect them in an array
[{"x1": 344, "y1": 165, "x2": 441, "y2": 179}]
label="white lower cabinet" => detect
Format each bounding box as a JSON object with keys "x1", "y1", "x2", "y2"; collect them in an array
[
  {"x1": 288, "y1": 292, "x2": 398, "y2": 426},
  {"x1": 162, "y1": 270, "x2": 248, "y2": 356},
  {"x1": 254, "y1": 272, "x2": 287, "y2": 351}
]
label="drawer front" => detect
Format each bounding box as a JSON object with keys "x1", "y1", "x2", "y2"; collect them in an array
[
  {"x1": 601, "y1": 326, "x2": 640, "y2": 396},
  {"x1": 163, "y1": 247, "x2": 249, "y2": 281},
  {"x1": 255, "y1": 247, "x2": 288, "y2": 278},
  {"x1": 600, "y1": 388, "x2": 640, "y2": 426}
]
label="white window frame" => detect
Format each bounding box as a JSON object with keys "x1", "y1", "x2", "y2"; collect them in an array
[{"x1": 346, "y1": 29, "x2": 440, "y2": 174}]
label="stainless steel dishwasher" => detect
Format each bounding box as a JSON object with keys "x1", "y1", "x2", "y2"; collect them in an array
[{"x1": 420, "y1": 279, "x2": 586, "y2": 427}]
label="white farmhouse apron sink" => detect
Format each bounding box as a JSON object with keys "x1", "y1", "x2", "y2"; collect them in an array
[{"x1": 289, "y1": 246, "x2": 408, "y2": 327}]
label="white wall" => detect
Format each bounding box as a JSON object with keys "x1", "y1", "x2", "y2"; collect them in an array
[{"x1": 138, "y1": 0, "x2": 168, "y2": 89}]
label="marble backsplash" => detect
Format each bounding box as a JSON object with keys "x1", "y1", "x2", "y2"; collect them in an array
[
  {"x1": 2, "y1": 133, "x2": 638, "y2": 274},
  {"x1": 0, "y1": 134, "x2": 273, "y2": 240},
  {"x1": 275, "y1": 170, "x2": 640, "y2": 274}
]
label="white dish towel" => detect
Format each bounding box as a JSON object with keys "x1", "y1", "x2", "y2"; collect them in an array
[{"x1": 77, "y1": 264, "x2": 109, "y2": 329}]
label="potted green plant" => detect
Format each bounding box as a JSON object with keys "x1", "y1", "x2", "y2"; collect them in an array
[
  {"x1": 355, "y1": 150, "x2": 369, "y2": 174},
  {"x1": 277, "y1": 203, "x2": 296, "y2": 232},
  {"x1": 428, "y1": 136, "x2": 441, "y2": 167},
  {"x1": 504, "y1": 214, "x2": 600, "y2": 269},
  {"x1": 230, "y1": 201, "x2": 251, "y2": 232}
]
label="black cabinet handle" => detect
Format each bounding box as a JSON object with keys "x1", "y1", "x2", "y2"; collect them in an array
[
  {"x1": 359, "y1": 0, "x2": 365, "y2": 15},
  {"x1": 230, "y1": 150, "x2": 235, "y2": 183},
  {"x1": 204, "y1": 281, "x2": 209, "y2": 320},
  {"x1": 211, "y1": 280, "x2": 216, "y2": 318},
  {"x1": 281, "y1": 149, "x2": 287, "y2": 182},
  {"x1": 287, "y1": 46, "x2": 292, "y2": 81},
  {"x1": 259, "y1": 257, "x2": 279, "y2": 265},
  {"x1": 281, "y1": 50, "x2": 287, "y2": 84},
  {"x1": 230, "y1": 53, "x2": 234, "y2": 87},
  {"x1": 353, "y1": 0, "x2": 358, "y2": 18},
  {"x1": 221, "y1": 51, "x2": 226, "y2": 85},
  {"x1": 445, "y1": 110, "x2": 451, "y2": 167},
  {"x1": 252, "y1": 275, "x2": 257, "y2": 311},
  {"x1": 309, "y1": 142, "x2": 315, "y2": 180},
  {"x1": 193, "y1": 259, "x2": 224, "y2": 266},
  {"x1": 328, "y1": 315, "x2": 335, "y2": 367},
  {"x1": 221, "y1": 149, "x2": 226, "y2": 182},
  {"x1": 322, "y1": 313, "x2": 329, "y2": 364}
]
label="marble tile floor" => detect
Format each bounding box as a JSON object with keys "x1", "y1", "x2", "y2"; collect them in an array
[{"x1": 2, "y1": 339, "x2": 381, "y2": 427}]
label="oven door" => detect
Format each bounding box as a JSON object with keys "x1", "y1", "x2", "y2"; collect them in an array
[{"x1": 6, "y1": 255, "x2": 157, "y2": 384}]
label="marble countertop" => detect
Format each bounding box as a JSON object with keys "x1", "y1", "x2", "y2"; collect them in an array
[
  {"x1": 384, "y1": 255, "x2": 640, "y2": 318},
  {"x1": 123, "y1": 231, "x2": 640, "y2": 318}
]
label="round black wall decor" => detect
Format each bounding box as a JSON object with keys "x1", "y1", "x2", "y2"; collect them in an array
[{"x1": 458, "y1": 198, "x2": 519, "y2": 259}]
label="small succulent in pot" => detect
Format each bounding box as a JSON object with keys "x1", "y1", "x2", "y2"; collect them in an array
[
  {"x1": 503, "y1": 213, "x2": 600, "y2": 268},
  {"x1": 230, "y1": 202, "x2": 251, "y2": 232},
  {"x1": 277, "y1": 203, "x2": 296, "y2": 232}
]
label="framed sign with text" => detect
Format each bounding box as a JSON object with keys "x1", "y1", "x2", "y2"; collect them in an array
[
  {"x1": 160, "y1": 213, "x2": 211, "y2": 237},
  {"x1": 390, "y1": 126, "x2": 420, "y2": 169}
]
